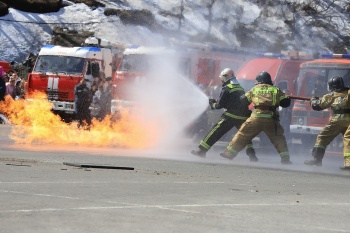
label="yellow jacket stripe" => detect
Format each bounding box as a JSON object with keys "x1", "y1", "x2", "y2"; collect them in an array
[
  {"x1": 252, "y1": 87, "x2": 278, "y2": 106},
  {"x1": 224, "y1": 112, "x2": 248, "y2": 120}
]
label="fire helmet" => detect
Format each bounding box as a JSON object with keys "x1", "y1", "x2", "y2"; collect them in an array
[
  {"x1": 256, "y1": 71, "x2": 273, "y2": 85},
  {"x1": 328, "y1": 76, "x2": 345, "y2": 91},
  {"x1": 219, "y1": 68, "x2": 235, "y2": 83}
]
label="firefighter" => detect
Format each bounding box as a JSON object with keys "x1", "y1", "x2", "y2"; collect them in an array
[
  {"x1": 304, "y1": 76, "x2": 350, "y2": 168},
  {"x1": 343, "y1": 125, "x2": 350, "y2": 170},
  {"x1": 220, "y1": 71, "x2": 292, "y2": 164},
  {"x1": 74, "y1": 77, "x2": 93, "y2": 129},
  {"x1": 191, "y1": 68, "x2": 257, "y2": 162}
]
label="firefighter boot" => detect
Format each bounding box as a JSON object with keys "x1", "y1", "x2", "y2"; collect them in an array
[
  {"x1": 191, "y1": 147, "x2": 207, "y2": 158},
  {"x1": 340, "y1": 157, "x2": 350, "y2": 170},
  {"x1": 246, "y1": 147, "x2": 258, "y2": 162},
  {"x1": 220, "y1": 147, "x2": 237, "y2": 160},
  {"x1": 304, "y1": 147, "x2": 324, "y2": 166},
  {"x1": 281, "y1": 156, "x2": 292, "y2": 165}
]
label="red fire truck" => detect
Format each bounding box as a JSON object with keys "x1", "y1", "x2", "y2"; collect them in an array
[
  {"x1": 112, "y1": 44, "x2": 253, "y2": 137},
  {"x1": 113, "y1": 45, "x2": 251, "y2": 98},
  {"x1": 290, "y1": 54, "x2": 350, "y2": 148},
  {"x1": 27, "y1": 37, "x2": 124, "y2": 120},
  {"x1": 236, "y1": 51, "x2": 313, "y2": 94},
  {"x1": 0, "y1": 60, "x2": 12, "y2": 73}
]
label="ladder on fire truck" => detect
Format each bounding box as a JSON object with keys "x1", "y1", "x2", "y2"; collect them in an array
[
  {"x1": 168, "y1": 38, "x2": 257, "y2": 56},
  {"x1": 84, "y1": 37, "x2": 128, "y2": 50}
]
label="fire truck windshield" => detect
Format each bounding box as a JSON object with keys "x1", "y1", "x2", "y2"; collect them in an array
[
  {"x1": 239, "y1": 80, "x2": 256, "y2": 92},
  {"x1": 34, "y1": 55, "x2": 85, "y2": 74},
  {"x1": 119, "y1": 53, "x2": 190, "y2": 77},
  {"x1": 297, "y1": 68, "x2": 350, "y2": 97},
  {"x1": 119, "y1": 54, "x2": 149, "y2": 72}
]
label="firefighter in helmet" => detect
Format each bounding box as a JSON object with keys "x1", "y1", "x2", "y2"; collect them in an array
[
  {"x1": 304, "y1": 76, "x2": 350, "y2": 169},
  {"x1": 220, "y1": 71, "x2": 292, "y2": 164},
  {"x1": 74, "y1": 77, "x2": 93, "y2": 129},
  {"x1": 191, "y1": 68, "x2": 257, "y2": 162}
]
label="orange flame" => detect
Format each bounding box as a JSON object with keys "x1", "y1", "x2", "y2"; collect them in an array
[{"x1": 0, "y1": 91, "x2": 161, "y2": 148}]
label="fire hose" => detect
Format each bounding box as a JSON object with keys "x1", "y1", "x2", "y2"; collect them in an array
[{"x1": 287, "y1": 95, "x2": 311, "y2": 101}]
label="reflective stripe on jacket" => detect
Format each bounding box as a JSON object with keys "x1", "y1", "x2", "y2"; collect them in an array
[
  {"x1": 311, "y1": 89, "x2": 350, "y2": 122},
  {"x1": 214, "y1": 80, "x2": 251, "y2": 119},
  {"x1": 245, "y1": 84, "x2": 287, "y2": 118}
]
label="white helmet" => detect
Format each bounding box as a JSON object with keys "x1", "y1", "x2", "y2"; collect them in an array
[{"x1": 219, "y1": 68, "x2": 235, "y2": 83}]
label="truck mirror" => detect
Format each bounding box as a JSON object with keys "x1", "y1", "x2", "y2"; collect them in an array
[
  {"x1": 124, "y1": 62, "x2": 131, "y2": 71},
  {"x1": 293, "y1": 80, "x2": 297, "y2": 93}
]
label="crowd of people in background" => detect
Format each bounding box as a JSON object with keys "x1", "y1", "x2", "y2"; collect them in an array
[
  {"x1": 0, "y1": 66, "x2": 26, "y2": 101},
  {"x1": 74, "y1": 71, "x2": 115, "y2": 129},
  {"x1": 0, "y1": 64, "x2": 115, "y2": 128}
]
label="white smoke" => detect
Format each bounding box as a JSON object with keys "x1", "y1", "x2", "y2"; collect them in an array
[{"x1": 127, "y1": 53, "x2": 208, "y2": 148}]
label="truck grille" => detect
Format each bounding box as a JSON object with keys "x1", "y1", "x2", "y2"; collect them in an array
[
  {"x1": 47, "y1": 90, "x2": 69, "y2": 100},
  {"x1": 292, "y1": 110, "x2": 329, "y2": 118},
  {"x1": 309, "y1": 111, "x2": 329, "y2": 118},
  {"x1": 292, "y1": 110, "x2": 307, "y2": 116}
]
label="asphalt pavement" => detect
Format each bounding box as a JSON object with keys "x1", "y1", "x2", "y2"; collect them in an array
[{"x1": 1, "y1": 124, "x2": 350, "y2": 233}]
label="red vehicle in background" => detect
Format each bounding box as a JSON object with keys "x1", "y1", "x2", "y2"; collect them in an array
[
  {"x1": 236, "y1": 51, "x2": 313, "y2": 94},
  {"x1": 27, "y1": 37, "x2": 124, "y2": 120},
  {"x1": 291, "y1": 54, "x2": 350, "y2": 148},
  {"x1": 0, "y1": 60, "x2": 12, "y2": 73},
  {"x1": 112, "y1": 43, "x2": 253, "y2": 137},
  {"x1": 113, "y1": 44, "x2": 251, "y2": 100},
  {"x1": 231, "y1": 51, "x2": 314, "y2": 144}
]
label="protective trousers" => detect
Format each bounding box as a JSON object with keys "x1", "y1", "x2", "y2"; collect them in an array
[
  {"x1": 227, "y1": 117, "x2": 289, "y2": 158},
  {"x1": 199, "y1": 116, "x2": 253, "y2": 151},
  {"x1": 343, "y1": 124, "x2": 350, "y2": 167},
  {"x1": 314, "y1": 120, "x2": 347, "y2": 151}
]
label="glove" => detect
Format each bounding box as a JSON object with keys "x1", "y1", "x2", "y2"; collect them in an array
[
  {"x1": 209, "y1": 98, "x2": 217, "y2": 104},
  {"x1": 311, "y1": 96, "x2": 319, "y2": 100},
  {"x1": 209, "y1": 99, "x2": 217, "y2": 110}
]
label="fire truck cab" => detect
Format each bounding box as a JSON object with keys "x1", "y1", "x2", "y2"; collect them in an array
[
  {"x1": 112, "y1": 43, "x2": 252, "y2": 137},
  {"x1": 27, "y1": 37, "x2": 124, "y2": 120},
  {"x1": 233, "y1": 51, "x2": 313, "y2": 144},
  {"x1": 113, "y1": 46, "x2": 190, "y2": 102},
  {"x1": 114, "y1": 44, "x2": 250, "y2": 100},
  {"x1": 291, "y1": 54, "x2": 350, "y2": 147},
  {"x1": 236, "y1": 51, "x2": 312, "y2": 94}
]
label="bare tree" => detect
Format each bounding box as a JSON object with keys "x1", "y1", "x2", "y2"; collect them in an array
[
  {"x1": 178, "y1": 0, "x2": 185, "y2": 31},
  {"x1": 206, "y1": 0, "x2": 216, "y2": 37},
  {"x1": 285, "y1": 0, "x2": 349, "y2": 51}
]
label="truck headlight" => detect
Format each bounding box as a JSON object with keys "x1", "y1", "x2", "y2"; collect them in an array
[{"x1": 298, "y1": 117, "x2": 304, "y2": 125}]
